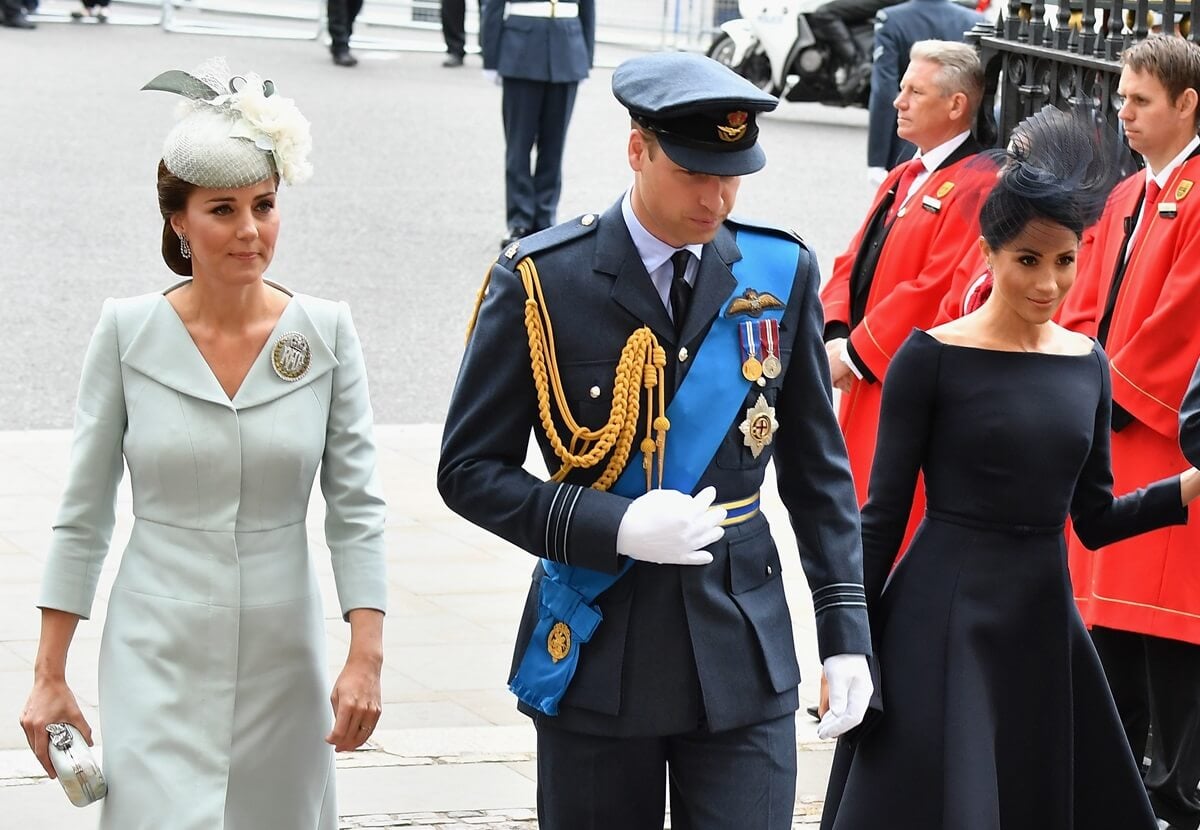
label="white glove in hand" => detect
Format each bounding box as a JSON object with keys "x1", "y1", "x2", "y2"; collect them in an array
[
  {"x1": 615, "y1": 486, "x2": 725, "y2": 566},
  {"x1": 866, "y1": 166, "x2": 888, "y2": 187},
  {"x1": 482, "y1": 69, "x2": 502, "y2": 86},
  {"x1": 818, "y1": 653, "x2": 873, "y2": 740}
]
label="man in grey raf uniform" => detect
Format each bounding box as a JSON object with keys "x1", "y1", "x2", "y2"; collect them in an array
[
  {"x1": 439, "y1": 52, "x2": 873, "y2": 829},
  {"x1": 481, "y1": 0, "x2": 595, "y2": 248}
]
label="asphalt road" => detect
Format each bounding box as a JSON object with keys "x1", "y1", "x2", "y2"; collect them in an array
[{"x1": 0, "y1": 8, "x2": 877, "y2": 430}]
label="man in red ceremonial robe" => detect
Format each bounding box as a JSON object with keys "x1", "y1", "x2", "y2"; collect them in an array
[
  {"x1": 821, "y1": 40, "x2": 993, "y2": 522},
  {"x1": 1059, "y1": 35, "x2": 1200, "y2": 830}
]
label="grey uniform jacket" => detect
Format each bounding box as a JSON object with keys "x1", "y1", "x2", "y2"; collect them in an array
[
  {"x1": 481, "y1": 0, "x2": 595, "y2": 82},
  {"x1": 438, "y1": 200, "x2": 871, "y2": 737}
]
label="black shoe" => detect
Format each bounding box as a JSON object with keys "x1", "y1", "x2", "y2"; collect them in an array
[
  {"x1": 331, "y1": 50, "x2": 358, "y2": 67},
  {"x1": 1, "y1": 13, "x2": 36, "y2": 27},
  {"x1": 805, "y1": 705, "x2": 820, "y2": 721},
  {"x1": 442, "y1": 53, "x2": 465, "y2": 68},
  {"x1": 500, "y1": 226, "x2": 530, "y2": 250}
]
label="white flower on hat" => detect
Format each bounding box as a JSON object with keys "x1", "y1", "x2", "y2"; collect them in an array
[{"x1": 219, "y1": 74, "x2": 313, "y2": 186}]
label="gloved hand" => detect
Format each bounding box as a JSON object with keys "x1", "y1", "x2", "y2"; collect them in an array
[
  {"x1": 817, "y1": 653, "x2": 873, "y2": 740},
  {"x1": 866, "y1": 166, "x2": 888, "y2": 187},
  {"x1": 615, "y1": 486, "x2": 725, "y2": 566},
  {"x1": 482, "y1": 69, "x2": 502, "y2": 86}
]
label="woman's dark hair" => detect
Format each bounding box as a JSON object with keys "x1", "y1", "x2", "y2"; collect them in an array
[
  {"x1": 978, "y1": 106, "x2": 1128, "y2": 250},
  {"x1": 157, "y1": 160, "x2": 197, "y2": 277}
]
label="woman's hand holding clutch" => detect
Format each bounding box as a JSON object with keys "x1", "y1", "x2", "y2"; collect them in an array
[{"x1": 20, "y1": 676, "x2": 94, "y2": 778}]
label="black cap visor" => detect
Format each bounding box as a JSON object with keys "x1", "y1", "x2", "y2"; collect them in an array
[{"x1": 655, "y1": 135, "x2": 766, "y2": 176}]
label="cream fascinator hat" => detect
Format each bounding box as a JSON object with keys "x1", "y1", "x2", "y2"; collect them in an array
[{"x1": 143, "y1": 58, "x2": 313, "y2": 188}]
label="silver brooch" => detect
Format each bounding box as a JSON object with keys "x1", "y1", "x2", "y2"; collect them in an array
[{"x1": 271, "y1": 332, "x2": 311, "y2": 381}]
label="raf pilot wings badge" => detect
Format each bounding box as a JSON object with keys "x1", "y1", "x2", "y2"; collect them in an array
[{"x1": 725, "y1": 288, "x2": 784, "y2": 318}]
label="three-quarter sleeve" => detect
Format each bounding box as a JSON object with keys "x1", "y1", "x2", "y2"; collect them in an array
[
  {"x1": 1071, "y1": 350, "x2": 1187, "y2": 549},
  {"x1": 39, "y1": 299, "x2": 128, "y2": 619},
  {"x1": 860, "y1": 332, "x2": 940, "y2": 606},
  {"x1": 320, "y1": 302, "x2": 388, "y2": 619}
]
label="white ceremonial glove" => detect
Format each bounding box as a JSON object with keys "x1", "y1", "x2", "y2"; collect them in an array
[
  {"x1": 817, "y1": 653, "x2": 873, "y2": 740},
  {"x1": 482, "y1": 69, "x2": 502, "y2": 86},
  {"x1": 867, "y1": 166, "x2": 888, "y2": 187},
  {"x1": 615, "y1": 486, "x2": 725, "y2": 566}
]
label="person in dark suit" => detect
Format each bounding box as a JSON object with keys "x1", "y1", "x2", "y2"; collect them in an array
[
  {"x1": 867, "y1": 0, "x2": 984, "y2": 180},
  {"x1": 439, "y1": 52, "x2": 873, "y2": 829},
  {"x1": 440, "y1": 0, "x2": 479, "y2": 67},
  {"x1": 327, "y1": 0, "x2": 363, "y2": 67},
  {"x1": 1, "y1": 0, "x2": 35, "y2": 27},
  {"x1": 480, "y1": 0, "x2": 595, "y2": 248}
]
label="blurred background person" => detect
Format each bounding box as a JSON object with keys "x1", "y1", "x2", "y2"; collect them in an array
[
  {"x1": 328, "y1": 0, "x2": 364, "y2": 66},
  {"x1": 481, "y1": 0, "x2": 595, "y2": 249}
]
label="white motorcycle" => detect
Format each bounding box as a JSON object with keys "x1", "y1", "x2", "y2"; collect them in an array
[{"x1": 707, "y1": 0, "x2": 878, "y2": 107}]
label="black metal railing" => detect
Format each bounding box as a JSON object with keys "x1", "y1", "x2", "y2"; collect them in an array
[{"x1": 967, "y1": 1, "x2": 1199, "y2": 149}]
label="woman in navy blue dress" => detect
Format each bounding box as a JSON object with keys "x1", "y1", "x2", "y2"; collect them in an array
[{"x1": 821, "y1": 109, "x2": 1200, "y2": 829}]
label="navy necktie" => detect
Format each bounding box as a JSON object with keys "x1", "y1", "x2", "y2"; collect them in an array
[{"x1": 669, "y1": 250, "x2": 692, "y2": 340}]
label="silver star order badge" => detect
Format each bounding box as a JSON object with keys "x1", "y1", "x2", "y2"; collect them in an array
[{"x1": 739, "y1": 394, "x2": 779, "y2": 459}]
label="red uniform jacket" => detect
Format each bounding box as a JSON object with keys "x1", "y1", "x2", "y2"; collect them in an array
[
  {"x1": 821, "y1": 141, "x2": 991, "y2": 522},
  {"x1": 1065, "y1": 152, "x2": 1200, "y2": 645}
]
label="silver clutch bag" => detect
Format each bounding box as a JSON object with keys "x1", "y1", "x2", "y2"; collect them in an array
[{"x1": 46, "y1": 723, "x2": 107, "y2": 807}]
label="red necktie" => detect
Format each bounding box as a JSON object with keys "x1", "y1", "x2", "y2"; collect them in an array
[
  {"x1": 1145, "y1": 179, "x2": 1161, "y2": 208},
  {"x1": 886, "y1": 159, "x2": 925, "y2": 222}
]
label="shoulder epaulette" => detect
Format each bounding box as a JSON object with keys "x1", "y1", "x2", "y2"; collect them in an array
[
  {"x1": 498, "y1": 212, "x2": 601, "y2": 268},
  {"x1": 725, "y1": 215, "x2": 807, "y2": 248}
]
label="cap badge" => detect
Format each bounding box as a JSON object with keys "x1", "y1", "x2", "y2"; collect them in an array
[
  {"x1": 1176, "y1": 180, "x2": 1193, "y2": 201},
  {"x1": 717, "y1": 111, "x2": 749, "y2": 143},
  {"x1": 725, "y1": 288, "x2": 785, "y2": 318},
  {"x1": 271, "y1": 332, "x2": 311, "y2": 382},
  {"x1": 547, "y1": 621, "x2": 571, "y2": 662},
  {"x1": 739, "y1": 394, "x2": 778, "y2": 459}
]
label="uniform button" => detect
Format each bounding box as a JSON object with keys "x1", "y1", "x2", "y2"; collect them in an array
[
  {"x1": 756, "y1": 377, "x2": 767, "y2": 387},
  {"x1": 581, "y1": 214, "x2": 596, "y2": 226},
  {"x1": 766, "y1": 564, "x2": 773, "y2": 576},
  {"x1": 589, "y1": 386, "x2": 601, "y2": 399},
  {"x1": 678, "y1": 347, "x2": 689, "y2": 362}
]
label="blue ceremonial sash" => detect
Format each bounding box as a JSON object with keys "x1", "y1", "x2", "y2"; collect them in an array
[{"x1": 509, "y1": 228, "x2": 801, "y2": 715}]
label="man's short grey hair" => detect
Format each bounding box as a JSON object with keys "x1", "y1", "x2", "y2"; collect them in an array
[{"x1": 909, "y1": 40, "x2": 984, "y2": 117}]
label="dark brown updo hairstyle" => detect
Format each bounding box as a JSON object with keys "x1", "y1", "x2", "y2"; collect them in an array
[{"x1": 157, "y1": 160, "x2": 198, "y2": 277}]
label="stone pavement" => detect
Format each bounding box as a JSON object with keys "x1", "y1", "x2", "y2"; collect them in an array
[{"x1": 0, "y1": 425, "x2": 835, "y2": 828}]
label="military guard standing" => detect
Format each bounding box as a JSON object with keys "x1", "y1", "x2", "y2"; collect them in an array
[
  {"x1": 439, "y1": 53, "x2": 873, "y2": 829},
  {"x1": 1057, "y1": 35, "x2": 1200, "y2": 830},
  {"x1": 480, "y1": 0, "x2": 595, "y2": 249}
]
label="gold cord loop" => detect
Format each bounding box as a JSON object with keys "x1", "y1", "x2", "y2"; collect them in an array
[{"x1": 495, "y1": 256, "x2": 670, "y2": 492}]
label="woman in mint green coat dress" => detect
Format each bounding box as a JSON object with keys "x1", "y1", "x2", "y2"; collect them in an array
[{"x1": 19, "y1": 61, "x2": 388, "y2": 829}]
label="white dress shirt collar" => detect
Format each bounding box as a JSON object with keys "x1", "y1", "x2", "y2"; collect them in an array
[
  {"x1": 621, "y1": 190, "x2": 704, "y2": 318},
  {"x1": 1147, "y1": 135, "x2": 1200, "y2": 188},
  {"x1": 897, "y1": 131, "x2": 971, "y2": 208}
]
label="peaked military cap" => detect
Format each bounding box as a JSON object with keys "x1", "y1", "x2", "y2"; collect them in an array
[{"x1": 612, "y1": 52, "x2": 779, "y2": 177}]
